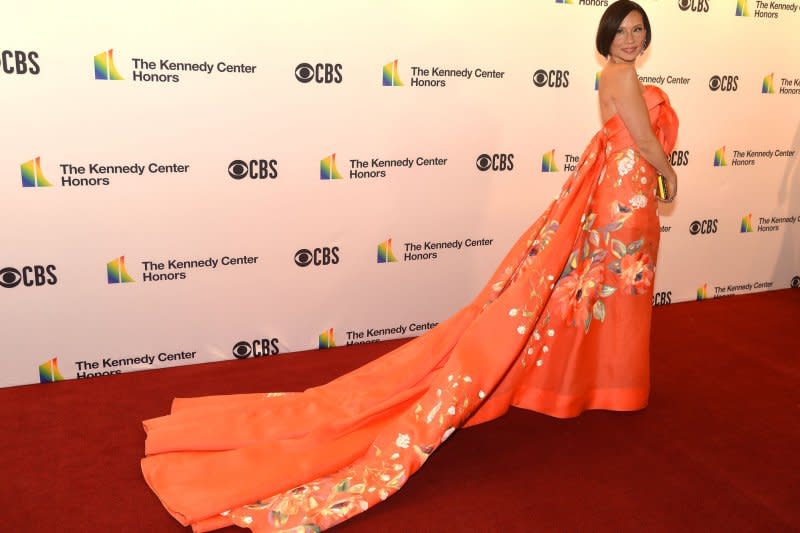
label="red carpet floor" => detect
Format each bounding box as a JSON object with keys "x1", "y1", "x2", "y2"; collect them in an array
[{"x1": 2, "y1": 289, "x2": 799, "y2": 532}]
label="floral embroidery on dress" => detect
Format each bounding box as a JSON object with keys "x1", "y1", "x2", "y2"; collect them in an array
[
  {"x1": 629, "y1": 193, "x2": 647, "y2": 209},
  {"x1": 617, "y1": 252, "x2": 655, "y2": 295},
  {"x1": 616, "y1": 148, "x2": 636, "y2": 177},
  {"x1": 553, "y1": 261, "x2": 605, "y2": 330},
  {"x1": 394, "y1": 433, "x2": 410, "y2": 448}
]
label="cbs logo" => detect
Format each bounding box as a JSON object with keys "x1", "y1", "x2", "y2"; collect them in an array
[
  {"x1": 652, "y1": 291, "x2": 672, "y2": 306},
  {"x1": 295, "y1": 63, "x2": 343, "y2": 84},
  {"x1": 532, "y1": 69, "x2": 569, "y2": 88},
  {"x1": 689, "y1": 219, "x2": 718, "y2": 235},
  {"x1": 228, "y1": 159, "x2": 278, "y2": 180},
  {"x1": 791, "y1": 276, "x2": 800, "y2": 289},
  {"x1": 669, "y1": 150, "x2": 690, "y2": 166},
  {"x1": 1, "y1": 50, "x2": 40, "y2": 75},
  {"x1": 232, "y1": 339, "x2": 280, "y2": 359},
  {"x1": 0, "y1": 265, "x2": 57, "y2": 288},
  {"x1": 294, "y1": 247, "x2": 340, "y2": 267},
  {"x1": 678, "y1": 0, "x2": 710, "y2": 12},
  {"x1": 678, "y1": 0, "x2": 709, "y2": 13},
  {"x1": 476, "y1": 153, "x2": 514, "y2": 172},
  {"x1": 708, "y1": 75, "x2": 738, "y2": 92}
]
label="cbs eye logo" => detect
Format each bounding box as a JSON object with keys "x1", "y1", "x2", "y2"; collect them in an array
[
  {"x1": 228, "y1": 159, "x2": 278, "y2": 180},
  {"x1": 0, "y1": 265, "x2": 57, "y2": 288},
  {"x1": 232, "y1": 339, "x2": 280, "y2": 359},
  {"x1": 678, "y1": 0, "x2": 710, "y2": 12},
  {"x1": 294, "y1": 62, "x2": 343, "y2": 84},
  {"x1": 689, "y1": 219, "x2": 718, "y2": 235},
  {"x1": 708, "y1": 75, "x2": 738, "y2": 92},
  {"x1": 294, "y1": 247, "x2": 340, "y2": 267},
  {"x1": 532, "y1": 69, "x2": 569, "y2": 88},
  {"x1": 476, "y1": 153, "x2": 514, "y2": 172},
  {"x1": 791, "y1": 276, "x2": 800, "y2": 289}
]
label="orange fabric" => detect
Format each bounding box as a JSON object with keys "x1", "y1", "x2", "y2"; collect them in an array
[{"x1": 142, "y1": 86, "x2": 678, "y2": 532}]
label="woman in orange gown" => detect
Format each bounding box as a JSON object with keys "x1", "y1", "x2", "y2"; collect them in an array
[{"x1": 141, "y1": 2, "x2": 679, "y2": 531}]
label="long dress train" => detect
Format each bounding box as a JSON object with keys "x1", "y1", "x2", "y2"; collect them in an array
[{"x1": 141, "y1": 85, "x2": 678, "y2": 532}]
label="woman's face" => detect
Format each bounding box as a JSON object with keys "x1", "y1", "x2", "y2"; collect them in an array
[{"x1": 608, "y1": 10, "x2": 646, "y2": 64}]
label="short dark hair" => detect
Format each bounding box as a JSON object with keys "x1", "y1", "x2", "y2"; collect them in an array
[{"x1": 596, "y1": 0, "x2": 652, "y2": 57}]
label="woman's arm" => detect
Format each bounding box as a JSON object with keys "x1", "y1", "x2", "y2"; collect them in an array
[{"x1": 611, "y1": 67, "x2": 677, "y2": 200}]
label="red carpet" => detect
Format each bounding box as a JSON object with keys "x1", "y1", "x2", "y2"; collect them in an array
[{"x1": 2, "y1": 289, "x2": 798, "y2": 532}]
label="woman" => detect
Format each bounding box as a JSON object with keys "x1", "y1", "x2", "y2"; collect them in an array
[{"x1": 141, "y1": 2, "x2": 678, "y2": 531}]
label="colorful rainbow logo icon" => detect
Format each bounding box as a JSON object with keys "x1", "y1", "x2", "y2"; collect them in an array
[
  {"x1": 320, "y1": 153, "x2": 344, "y2": 180},
  {"x1": 542, "y1": 150, "x2": 559, "y2": 172},
  {"x1": 714, "y1": 147, "x2": 727, "y2": 167},
  {"x1": 735, "y1": 0, "x2": 750, "y2": 16},
  {"x1": 94, "y1": 49, "x2": 123, "y2": 80},
  {"x1": 39, "y1": 358, "x2": 64, "y2": 383},
  {"x1": 762, "y1": 73, "x2": 775, "y2": 94},
  {"x1": 107, "y1": 256, "x2": 134, "y2": 284},
  {"x1": 555, "y1": 0, "x2": 575, "y2": 4},
  {"x1": 382, "y1": 60, "x2": 403, "y2": 87},
  {"x1": 319, "y1": 328, "x2": 336, "y2": 349},
  {"x1": 21, "y1": 157, "x2": 52, "y2": 188},
  {"x1": 696, "y1": 283, "x2": 709, "y2": 301},
  {"x1": 741, "y1": 214, "x2": 753, "y2": 233},
  {"x1": 377, "y1": 239, "x2": 398, "y2": 263}
]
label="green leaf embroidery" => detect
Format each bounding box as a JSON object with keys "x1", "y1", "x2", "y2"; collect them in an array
[
  {"x1": 591, "y1": 249, "x2": 607, "y2": 263},
  {"x1": 627, "y1": 239, "x2": 644, "y2": 254},
  {"x1": 600, "y1": 285, "x2": 617, "y2": 297},
  {"x1": 611, "y1": 239, "x2": 627, "y2": 259},
  {"x1": 593, "y1": 300, "x2": 606, "y2": 322}
]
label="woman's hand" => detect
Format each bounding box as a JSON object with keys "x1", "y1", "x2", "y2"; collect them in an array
[{"x1": 658, "y1": 172, "x2": 678, "y2": 203}]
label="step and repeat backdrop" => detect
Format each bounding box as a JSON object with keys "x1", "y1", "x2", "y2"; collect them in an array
[{"x1": 2, "y1": 0, "x2": 799, "y2": 387}]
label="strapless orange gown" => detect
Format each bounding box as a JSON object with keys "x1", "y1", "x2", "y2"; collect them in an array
[{"x1": 142, "y1": 85, "x2": 679, "y2": 532}]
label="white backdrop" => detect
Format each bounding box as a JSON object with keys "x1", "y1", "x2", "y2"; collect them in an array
[{"x1": 2, "y1": 0, "x2": 799, "y2": 387}]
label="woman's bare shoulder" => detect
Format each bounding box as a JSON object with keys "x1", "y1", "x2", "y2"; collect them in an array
[{"x1": 601, "y1": 64, "x2": 639, "y2": 93}]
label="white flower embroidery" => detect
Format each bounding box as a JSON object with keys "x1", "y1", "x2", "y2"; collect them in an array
[
  {"x1": 395, "y1": 433, "x2": 410, "y2": 448},
  {"x1": 617, "y1": 149, "x2": 635, "y2": 177},
  {"x1": 630, "y1": 193, "x2": 648, "y2": 209}
]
